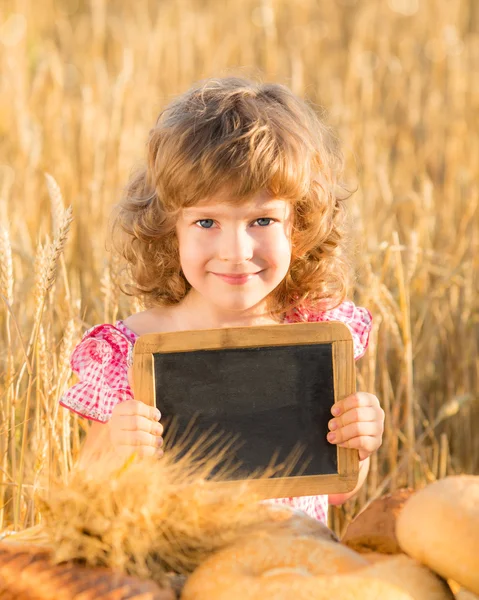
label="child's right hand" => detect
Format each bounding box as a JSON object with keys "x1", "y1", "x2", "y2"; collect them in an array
[
  {"x1": 108, "y1": 400, "x2": 164, "y2": 460},
  {"x1": 107, "y1": 367, "x2": 164, "y2": 459}
]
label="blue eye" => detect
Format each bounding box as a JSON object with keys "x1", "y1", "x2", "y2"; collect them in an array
[
  {"x1": 196, "y1": 219, "x2": 215, "y2": 229},
  {"x1": 256, "y1": 218, "x2": 273, "y2": 226}
]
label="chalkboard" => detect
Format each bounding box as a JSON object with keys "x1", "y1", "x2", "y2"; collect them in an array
[{"x1": 132, "y1": 322, "x2": 358, "y2": 497}]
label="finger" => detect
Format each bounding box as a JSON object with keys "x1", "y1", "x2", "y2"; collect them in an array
[
  {"x1": 331, "y1": 392, "x2": 380, "y2": 417},
  {"x1": 113, "y1": 445, "x2": 164, "y2": 461},
  {"x1": 328, "y1": 406, "x2": 377, "y2": 431},
  {"x1": 135, "y1": 446, "x2": 165, "y2": 459},
  {"x1": 115, "y1": 399, "x2": 161, "y2": 422},
  {"x1": 336, "y1": 435, "x2": 381, "y2": 454},
  {"x1": 117, "y1": 414, "x2": 164, "y2": 436},
  {"x1": 327, "y1": 421, "x2": 381, "y2": 445},
  {"x1": 118, "y1": 430, "x2": 163, "y2": 449},
  {"x1": 137, "y1": 446, "x2": 157, "y2": 458}
]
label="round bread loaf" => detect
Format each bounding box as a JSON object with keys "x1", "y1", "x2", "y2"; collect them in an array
[
  {"x1": 454, "y1": 590, "x2": 479, "y2": 600},
  {"x1": 0, "y1": 541, "x2": 174, "y2": 600},
  {"x1": 242, "y1": 504, "x2": 338, "y2": 543},
  {"x1": 364, "y1": 551, "x2": 396, "y2": 563},
  {"x1": 181, "y1": 533, "x2": 369, "y2": 600},
  {"x1": 181, "y1": 567, "x2": 412, "y2": 600},
  {"x1": 182, "y1": 534, "x2": 455, "y2": 600},
  {"x1": 342, "y1": 488, "x2": 415, "y2": 554},
  {"x1": 183, "y1": 571, "x2": 413, "y2": 600},
  {"x1": 447, "y1": 579, "x2": 478, "y2": 598},
  {"x1": 396, "y1": 476, "x2": 479, "y2": 595},
  {"x1": 454, "y1": 588, "x2": 479, "y2": 600},
  {"x1": 361, "y1": 554, "x2": 454, "y2": 599}
]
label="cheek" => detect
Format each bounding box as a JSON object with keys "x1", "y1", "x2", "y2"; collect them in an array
[
  {"x1": 278, "y1": 245, "x2": 293, "y2": 275},
  {"x1": 266, "y1": 231, "x2": 292, "y2": 268},
  {"x1": 176, "y1": 230, "x2": 191, "y2": 272},
  {"x1": 177, "y1": 234, "x2": 208, "y2": 274}
]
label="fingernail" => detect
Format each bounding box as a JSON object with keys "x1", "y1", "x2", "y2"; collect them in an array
[
  {"x1": 157, "y1": 437, "x2": 163, "y2": 446},
  {"x1": 155, "y1": 409, "x2": 161, "y2": 421},
  {"x1": 331, "y1": 406, "x2": 340, "y2": 416},
  {"x1": 329, "y1": 419, "x2": 338, "y2": 431},
  {"x1": 327, "y1": 432, "x2": 336, "y2": 442}
]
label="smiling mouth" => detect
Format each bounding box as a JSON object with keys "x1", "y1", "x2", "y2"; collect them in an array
[{"x1": 211, "y1": 272, "x2": 262, "y2": 284}]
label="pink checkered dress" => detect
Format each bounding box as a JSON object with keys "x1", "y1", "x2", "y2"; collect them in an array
[{"x1": 60, "y1": 300, "x2": 372, "y2": 524}]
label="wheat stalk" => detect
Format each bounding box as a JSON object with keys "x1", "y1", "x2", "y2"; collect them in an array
[
  {"x1": 45, "y1": 206, "x2": 74, "y2": 296},
  {"x1": 44, "y1": 173, "x2": 64, "y2": 238},
  {"x1": 0, "y1": 226, "x2": 14, "y2": 307}
]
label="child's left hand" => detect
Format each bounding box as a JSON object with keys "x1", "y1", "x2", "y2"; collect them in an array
[{"x1": 327, "y1": 392, "x2": 384, "y2": 461}]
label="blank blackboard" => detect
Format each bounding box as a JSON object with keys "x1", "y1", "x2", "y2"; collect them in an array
[
  {"x1": 154, "y1": 344, "x2": 337, "y2": 479},
  {"x1": 132, "y1": 322, "x2": 358, "y2": 497}
]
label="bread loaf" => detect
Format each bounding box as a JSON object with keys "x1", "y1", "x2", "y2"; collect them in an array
[
  {"x1": 396, "y1": 476, "x2": 479, "y2": 595},
  {"x1": 361, "y1": 554, "x2": 454, "y2": 599},
  {"x1": 342, "y1": 488, "x2": 414, "y2": 554},
  {"x1": 182, "y1": 533, "x2": 369, "y2": 600}
]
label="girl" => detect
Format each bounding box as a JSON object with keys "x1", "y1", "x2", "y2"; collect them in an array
[{"x1": 60, "y1": 77, "x2": 384, "y2": 524}]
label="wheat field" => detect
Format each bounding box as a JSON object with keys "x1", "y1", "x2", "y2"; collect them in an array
[{"x1": 0, "y1": 0, "x2": 477, "y2": 536}]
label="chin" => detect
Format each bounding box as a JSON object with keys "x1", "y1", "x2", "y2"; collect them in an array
[
  {"x1": 214, "y1": 301, "x2": 260, "y2": 313},
  {"x1": 209, "y1": 294, "x2": 268, "y2": 314}
]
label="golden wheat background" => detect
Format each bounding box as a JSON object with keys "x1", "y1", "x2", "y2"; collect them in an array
[{"x1": 0, "y1": 0, "x2": 477, "y2": 535}]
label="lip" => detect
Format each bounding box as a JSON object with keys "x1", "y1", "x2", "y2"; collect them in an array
[{"x1": 211, "y1": 272, "x2": 261, "y2": 285}]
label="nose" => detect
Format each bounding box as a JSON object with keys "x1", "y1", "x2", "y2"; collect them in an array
[{"x1": 217, "y1": 226, "x2": 254, "y2": 263}]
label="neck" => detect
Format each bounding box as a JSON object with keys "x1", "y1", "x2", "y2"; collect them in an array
[{"x1": 172, "y1": 289, "x2": 280, "y2": 330}]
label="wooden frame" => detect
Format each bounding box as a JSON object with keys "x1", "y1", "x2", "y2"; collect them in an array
[{"x1": 132, "y1": 321, "x2": 358, "y2": 497}]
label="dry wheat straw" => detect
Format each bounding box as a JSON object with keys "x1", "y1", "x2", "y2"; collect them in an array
[
  {"x1": 13, "y1": 205, "x2": 73, "y2": 526},
  {"x1": 45, "y1": 173, "x2": 64, "y2": 238},
  {"x1": 0, "y1": 227, "x2": 14, "y2": 308}
]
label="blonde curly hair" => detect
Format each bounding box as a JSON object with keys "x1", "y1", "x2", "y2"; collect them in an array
[{"x1": 112, "y1": 77, "x2": 353, "y2": 319}]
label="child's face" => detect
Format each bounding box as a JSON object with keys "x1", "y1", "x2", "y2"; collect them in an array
[{"x1": 176, "y1": 189, "x2": 293, "y2": 314}]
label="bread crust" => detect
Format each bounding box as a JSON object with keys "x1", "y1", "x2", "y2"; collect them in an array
[
  {"x1": 182, "y1": 538, "x2": 454, "y2": 600},
  {"x1": 182, "y1": 534, "x2": 370, "y2": 599},
  {"x1": 342, "y1": 488, "x2": 414, "y2": 554},
  {"x1": 361, "y1": 554, "x2": 454, "y2": 599},
  {"x1": 396, "y1": 476, "x2": 479, "y2": 595}
]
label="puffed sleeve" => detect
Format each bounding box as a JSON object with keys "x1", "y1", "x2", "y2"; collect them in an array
[
  {"x1": 315, "y1": 301, "x2": 372, "y2": 360},
  {"x1": 296, "y1": 300, "x2": 372, "y2": 360},
  {"x1": 59, "y1": 324, "x2": 134, "y2": 423}
]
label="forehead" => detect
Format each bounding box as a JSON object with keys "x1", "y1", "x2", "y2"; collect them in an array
[{"x1": 182, "y1": 189, "x2": 291, "y2": 216}]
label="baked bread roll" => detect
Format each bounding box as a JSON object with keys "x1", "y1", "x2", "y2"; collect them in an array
[
  {"x1": 244, "y1": 504, "x2": 338, "y2": 543},
  {"x1": 182, "y1": 533, "x2": 369, "y2": 600},
  {"x1": 365, "y1": 551, "x2": 395, "y2": 563},
  {"x1": 0, "y1": 541, "x2": 174, "y2": 600},
  {"x1": 184, "y1": 571, "x2": 413, "y2": 600},
  {"x1": 287, "y1": 576, "x2": 414, "y2": 600},
  {"x1": 454, "y1": 590, "x2": 479, "y2": 600},
  {"x1": 396, "y1": 476, "x2": 479, "y2": 595},
  {"x1": 448, "y1": 579, "x2": 479, "y2": 598},
  {"x1": 361, "y1": 554, "x2": 454, "y2": 599},
  {"x1": 183, "y1": 539, "x2": 453, "y2": 600},
  {"x1": 342, "y1": 488, "x2": 414, "y2": 554}
]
